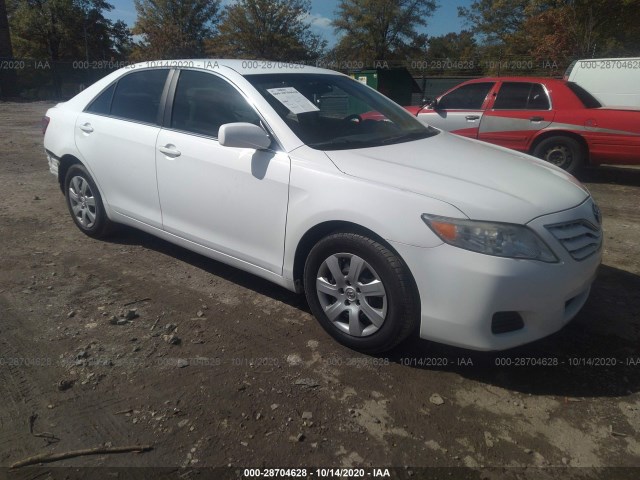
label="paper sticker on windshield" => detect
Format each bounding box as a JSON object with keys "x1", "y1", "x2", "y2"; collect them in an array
[{"x1": 267, "y1": 87, "x2": 319, "y2": 114}]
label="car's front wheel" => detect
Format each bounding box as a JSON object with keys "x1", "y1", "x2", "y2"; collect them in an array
[
  {"x1": 304, "y1": 233, "x2": 419, "y2": 353},
  {"x1": 64, "y1": 164, "x2": 113, "y2": 238}
]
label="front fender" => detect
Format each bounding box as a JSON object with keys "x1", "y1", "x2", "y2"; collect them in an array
[{"x1": 282, "y1": 148, "x2": 466, "y2": 281}]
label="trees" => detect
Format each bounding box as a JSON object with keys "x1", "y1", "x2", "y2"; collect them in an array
[
  {"x1": 0, "y1": 0, "x2": 12, "y2": 61},
  {"x1": 7, "y1": 0, "x2": 132, "y2": 99},
  {"x1": 428, "y1": 31, "x2": 477, "y2": 60},
  {"x1": 0, "y1": 0, "x2": 18, "y2": 98},
  {"x1": 459, "y1": 0, "x2": 640, "y2": 62},
  {"x1": 516, "y1": 6, "x2": 573, "y2": 64},
  {"x1": 457, "y1": 0, "x2": 534, "y2": 46},
  {"x1": 562, "y1": 0, "x2": 640, "y2": 57},
  {"x1": 132, "y1": 0, "x2": 221, "y2": 59},
  {"x1": 9, "y1": 0, "x2": 128, "y2": 61},
  {"x1": 10, "y1": 0, "x2": 80, "y2": 61},
  {"x1": 206, "y1": 0, "x2": 326, "y2": 61},
  {"x1": 110, "y1": 19, "x2": 133, "y2": 59},
  {"x1": 331, "y1": 0, "x2": 438, "y2": 61}
]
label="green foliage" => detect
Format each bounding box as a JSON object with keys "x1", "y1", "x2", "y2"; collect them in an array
[
  {"x1": 331, "y1": 0, "x2": 438, "y2": 61},
  {"x1": 428, "y1": 30, "x2": 477, "y2": 60},
  {"x1": 459, "y1": 0, "x2": 640, "y2": 62},
  {"x1": 0, "y1": 0, "x2": 12, "y2": 57},
  {"x1": 206, "y1": 0, "x2": 326, "y2": 61},
  {"x1": 0, "y1": 0, "x2": 18, "y2": 98},
  {"x1": 132, "y1": 0, "x2": 221, "y2": 59},
  {"x1": 561, "y1": 0, "x2": 640, "y2": 57},
  {"x1": 458, "y1": 0, "x2": 534, "y2": 45},
  {"x1": 8, "y1": 0, "x2": 131, "y2": 61},
  {"x1": 110, "y1": 19, "x2": 134, "y2": 59}
]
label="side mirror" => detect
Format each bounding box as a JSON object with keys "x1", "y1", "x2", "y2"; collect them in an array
[
  {"x1": 218, "y1": 123, "x2": 271, "y2": 150},
  {"x1": 417, "y1": 97, "x2": 438, "y2": 114}
]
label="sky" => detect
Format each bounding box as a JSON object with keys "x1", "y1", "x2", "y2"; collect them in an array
[{"x1": 107, "y1": 0, "x2": 472, "y2": 46}]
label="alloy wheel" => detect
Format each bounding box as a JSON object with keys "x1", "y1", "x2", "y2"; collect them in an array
[
  {"x1": 68, "y1": 175, "x2": 97, "y2": 229},
  {"x1": 315, "y1": 253, "x2": 387, "y2": 337}
]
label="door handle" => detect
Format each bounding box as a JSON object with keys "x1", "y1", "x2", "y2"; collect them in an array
[
  {"x1": 79, "y1": 123, "x2": 94, "y2": 133},
  {"x1": 158, "y1": 145, "x2": 181, "y2": 158},
  {"x1": 530, "y1": 116, "x2": 544, "y2": 122},
  {"x1": 465, "y1": 115, "x2": 480, "y2": 121}
]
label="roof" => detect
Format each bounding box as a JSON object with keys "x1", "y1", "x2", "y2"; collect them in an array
[
  {"x1": 464, "y1": 76, "x2": 567, "y2": 85},
  {"x1": 130, "y1": 59, "x2": 339, "y2": 76}
]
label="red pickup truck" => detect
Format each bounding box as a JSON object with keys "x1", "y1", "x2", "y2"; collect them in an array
[{"x1": 405, "y1": 77, "x2": 640, "y2": 173}]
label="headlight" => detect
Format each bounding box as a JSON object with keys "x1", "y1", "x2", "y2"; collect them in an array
[{"x1": 422, "y1": 214, "x2": 558, "y2": 263}]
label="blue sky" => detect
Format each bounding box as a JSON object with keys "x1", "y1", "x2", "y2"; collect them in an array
[{"x1": 107, "y1": 0, "x2": 472, "y2": 46}]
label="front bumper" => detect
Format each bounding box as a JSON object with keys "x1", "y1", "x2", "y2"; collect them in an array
[{"x1": 391, "y1": 200, "x2": 602, "y2": 351}]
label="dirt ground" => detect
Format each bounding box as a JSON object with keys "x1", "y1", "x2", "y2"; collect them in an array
[{"x1": 1, "y1": 102, "x2": 639, "y2": 479}]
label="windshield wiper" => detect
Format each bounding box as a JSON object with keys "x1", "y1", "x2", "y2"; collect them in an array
[
  {"x1": 378, "y1": 131, "x2": 432, "y2": 145},
  {"x1": 308, "y1": 129, "x2": 437, "y2": 150},
  {"x1": 307, "y1": 137, "x2": 378, "y2": 150}
]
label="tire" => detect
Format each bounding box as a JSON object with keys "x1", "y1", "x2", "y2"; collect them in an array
[
  {"x1": 64, "y1": 164, "x2": 113, "y2": 238},
  {"x1": 304, "y1": 232, "x2": 419, "y2": 353},
  {"x1": 532, "y1": 136, "x2": 585, "y2": 174}
]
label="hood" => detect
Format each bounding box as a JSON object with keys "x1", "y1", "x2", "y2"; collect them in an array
[{"x1": 323, "y1": 132, "x2": 589, "y2": 224}]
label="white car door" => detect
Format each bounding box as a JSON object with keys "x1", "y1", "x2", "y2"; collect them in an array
[
  {"x1": 74, "y1": 69, "x2": 170, "y2": 228},
  {"x1": 155, "y1": 69, "x2": 290, "y2": 275}
]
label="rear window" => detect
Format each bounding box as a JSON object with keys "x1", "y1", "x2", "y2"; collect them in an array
[
  {"x1": 566, "y1": 82, "x2": 602, "y2": 108},
  {"x1": 86, "y1": 83, "x2": 115, "y2": 115}
]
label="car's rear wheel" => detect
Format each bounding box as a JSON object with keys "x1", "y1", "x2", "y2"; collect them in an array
[
  {"x1": 304, "y1": 232, "x2": 419, "y2": 353},
  {"x1": 532, "y1": 136, "x2": 585, "y2": 174},
  {"x1": 64, "y1": 164, "x2": 113, "y2": 238}
]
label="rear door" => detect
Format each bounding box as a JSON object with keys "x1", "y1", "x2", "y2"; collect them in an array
[
  {"x1": 74, "y1": 68, "x2": 171, "y2": 228},
  {"x1": 416, "y1": 82, "x2": 496, "y2": 138},
  {"x1": 479, "y1": 81, "x2": 555, "y2": 151}
]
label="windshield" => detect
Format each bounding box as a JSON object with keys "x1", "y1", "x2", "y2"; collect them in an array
[{"x1": 245, "y1": 73, "x2": 438, "y2": 150}]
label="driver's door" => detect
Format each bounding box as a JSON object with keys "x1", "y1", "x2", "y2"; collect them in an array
[
  {"x1": 155, "y1": 69, "x2": 290, "y2": 274},
  {"x1": 416, "y1": 82, "x2": 496, "y2": 138}
]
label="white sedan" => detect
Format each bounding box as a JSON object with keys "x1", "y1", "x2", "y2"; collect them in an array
[{"x1": 43, "y1": 60, "x2": 602, "y2": 352}]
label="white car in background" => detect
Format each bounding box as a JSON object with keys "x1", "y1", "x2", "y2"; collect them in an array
[{"x1": 43, "y1": 60, "x2": 602, "y2": 353}]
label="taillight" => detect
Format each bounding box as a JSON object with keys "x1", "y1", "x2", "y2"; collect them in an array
[{"x1": 42, "y1": 116, "x2": 50, "y2": 135}]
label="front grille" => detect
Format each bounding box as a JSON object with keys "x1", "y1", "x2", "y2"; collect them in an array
[{"x1": 545, "y1": 220, "x2": 602, "y2": 261}]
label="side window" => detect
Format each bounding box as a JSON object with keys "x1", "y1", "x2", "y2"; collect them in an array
[
  {"x1": 438, "y1": 82, "x2": 494, "y2": 110},
  {"x1": 171, "y1": 70, "x2": 260, "y2": 137},
  {"x1": 494, "y1": 82, "x2": 550, "y2": 110},
  {"x1": 86, "y1": 83, "x2": 116, "y2": 115},
  {"x1": 110, "y1": 69, "x2": 169, "y2": 124}
]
